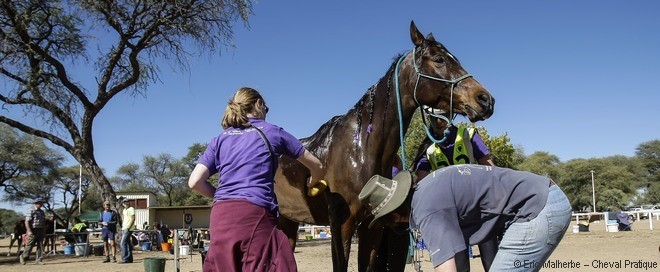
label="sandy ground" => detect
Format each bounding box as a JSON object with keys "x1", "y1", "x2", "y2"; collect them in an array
[{"x1": 1, "y1": 219, "x2": 658, "y2": 272}]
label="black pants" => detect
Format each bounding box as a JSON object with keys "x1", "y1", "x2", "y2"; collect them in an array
[
  {"x1": 23, "y1": 228, "x2": 45, "y2": 261},
  {"x1": 455, "y1": 237, "x2": 499, "y2": 272}
]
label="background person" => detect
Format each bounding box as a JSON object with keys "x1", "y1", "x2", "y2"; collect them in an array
[
  {"x1": 119, "y1": 198, "x2": 135, "y2": 264},
  {"x1": 20, "y1": 197, "x2": 46, "y2": 265},
  {"x1": 99, "y1": 201, "x2": 118, "y2": 263},
  {"x1": 70, "y1": 218, "x2": 88, "y2": 243},
  {"x1": 188, "y1": 87, "x2": 325, "y2": 272},
  {"x1": 359, "y1": 165, "x2": 572, "y2": 272}
]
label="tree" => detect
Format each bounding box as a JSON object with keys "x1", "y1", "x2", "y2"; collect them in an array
[
  {"x1": 0, "y1": 124, "x2": 63, "y2": 190},
  {"x1": 142, "y1": 153, "x2": 188, "y2": 206},
  {"x1": 635, "y1": 139, "x2": 660, "y2": 204},
  {"x1": 402, "y1": 110, "x2": 427, "y2": 170},
  {"x1": 111, "y1": 162, "x2": 150, "y2": 191},
  {"x1": 0, "y1": 0, "x2": 254, "y2": 204},
  {"x1": 0, "y1": 208, "x2": 23, "y2": 234},
  {"x1": 561, "y1": 158, "x2": 602, "y2": 211},
  {"x1": 479, "y1": 128, "x2": 524, "y2": 169},
  {"x1": 561, "y1": 157, "x2": 639, "y2": 211},
  {"x1": 182, "y1": 143, "x2": 207, "y2": 171},
  {"x1": 50, "y1": 165, "x2": 93, "y2": 224},
  {"x1": 516, "y1": 151, "x2": 563, "y2": 180}
]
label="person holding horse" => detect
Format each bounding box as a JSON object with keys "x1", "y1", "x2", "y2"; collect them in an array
[
  {"x1": 99, "y1": 200, "x2": 119, "y2": 263},
  {"x1": 20, "y1": 197, "x2": 46, "y2": 265},
  {"x1": 188, "y1": 87, "x2": 325, "y2": 272},
  {"x1": 359, "y1": 165, "x2": 572, "y2": 272},
  {"x1": 414, "y1": 106, "x2": 497, "y2": 272}
]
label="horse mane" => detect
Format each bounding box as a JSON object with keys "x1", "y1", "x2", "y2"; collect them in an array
[{"x1": 301, "y1": 54, "x2": 404, "y2": 158}]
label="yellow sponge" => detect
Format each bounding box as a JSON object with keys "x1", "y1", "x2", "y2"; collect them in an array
[{"x1": 308, "y1": 180, "x2": 328, "y2": 196}]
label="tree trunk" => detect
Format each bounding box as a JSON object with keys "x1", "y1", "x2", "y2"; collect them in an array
[{"x1": 79, "y1": 157, "x2": 117, "y2": 206}]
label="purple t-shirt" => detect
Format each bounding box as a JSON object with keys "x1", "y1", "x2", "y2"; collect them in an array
[
  {"x1": 416, "y1": 126, "x2": 489, "y2": 171},
  {"x1": 198, "y1": 118, "x2": 305, "y2": 213}
]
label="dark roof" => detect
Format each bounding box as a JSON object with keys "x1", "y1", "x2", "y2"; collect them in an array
[{"x1": 79, "y1": 210, "x2": 99, "y2": 222}]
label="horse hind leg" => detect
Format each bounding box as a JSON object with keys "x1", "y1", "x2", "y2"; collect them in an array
[
  {"x1": 278, "y1": 216, "x2": 300, "y2": 252},
  {"x1": 7, "y1": 237, "x2": 14, "y2": 256}
]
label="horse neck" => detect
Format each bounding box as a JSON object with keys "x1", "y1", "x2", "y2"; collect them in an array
[{"x1": 350, "y1": 63, "x2": 417, "y2": 162}]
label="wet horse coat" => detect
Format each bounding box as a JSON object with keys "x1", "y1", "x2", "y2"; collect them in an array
[{"x1": 274, "y1": 21, "x2": 494, "y2": 271}]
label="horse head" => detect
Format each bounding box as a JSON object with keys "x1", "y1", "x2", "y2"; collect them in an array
[{"x1": 400, "y1": 21, "x2": 494, "y2": 122}]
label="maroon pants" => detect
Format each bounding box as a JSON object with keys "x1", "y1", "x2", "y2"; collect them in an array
[{"x1": 204, "y1": 200, "x2": 297, "y2": 272}]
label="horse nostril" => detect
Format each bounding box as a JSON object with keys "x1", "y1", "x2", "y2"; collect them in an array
[{"x1": 478, "y1": 93, "x2": 492, "y2": 108}]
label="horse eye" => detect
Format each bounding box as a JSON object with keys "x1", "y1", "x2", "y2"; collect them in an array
[{"x1": 432, "y1": 56, "x2": 445, "y2": 63}]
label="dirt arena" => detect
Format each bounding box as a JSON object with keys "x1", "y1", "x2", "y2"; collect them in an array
[{"x1": 1, "y1": 220, "x2": 658, "y2": 272}]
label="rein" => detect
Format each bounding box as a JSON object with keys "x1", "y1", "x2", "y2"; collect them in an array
[{"x1": 394, "y1": 49, "x2": 472, "y2": 170}]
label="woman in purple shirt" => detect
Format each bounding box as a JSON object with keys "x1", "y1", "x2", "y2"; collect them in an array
[{"x1": 188, "y1": 87, "x2": 324, "y2": 272}]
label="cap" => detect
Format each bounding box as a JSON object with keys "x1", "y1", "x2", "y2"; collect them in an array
[{"x1": 34, "y1": 197, "x2": 44, "y2": 204}]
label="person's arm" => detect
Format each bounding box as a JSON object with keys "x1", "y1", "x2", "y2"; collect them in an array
[
  {"x1": 477, "y1": 154, "x2": 494, "y2": 166},
  {"x1": 471, "y1": 132, "x2": 494, "y2": 166},
  {"x1": 435, "y1": 257, "x2": 458, "y2": 272},
  {"x1": 24, "y1": 215, "x2": 32, "y2": 235},
  {"x1": 297, "y1": 150, "x2": 324, "y2": 188},
  {"x1": 188, "y1": 164, "x2": 215, "y2": 198},
  {"x1": 126, "y1": 209, "x2": 135, "y2": 230},
  {"x1": 415, "y1": 155, "x2": 432, "y2": 181}
]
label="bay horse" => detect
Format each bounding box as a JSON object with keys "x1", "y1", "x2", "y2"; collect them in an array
[
  {"x1": 7, "y1": 219, "x2": 64, "y2": 257},
  {"x1": 274, "y1": 21, "x2": 495, "y2": 271}
]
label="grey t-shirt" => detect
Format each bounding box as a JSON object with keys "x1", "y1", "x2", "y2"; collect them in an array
[{"x1": 411, "y1": 165, "x2": 550, "y2": 267}]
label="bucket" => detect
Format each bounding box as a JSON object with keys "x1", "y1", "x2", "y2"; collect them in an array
[
  {"x1": 572, "y1": 225, "x2": 579, "y2": 233},
  {"x1": 141, "y1": 241, "x2": 152, "y2": 251},
  {"x1": 161, "y1": 242, "x2": 172, "y2": 252},
  {"x1": 606, "y1": 224, "x2": 619, "y2": 232},
  {"x1": 74, "y1": 243, "x2": 89, "y2": 256},
  {"x1": 179, "y1": 245, "x2": 190, "y2": 256},
  {"x1": 63, "y1": 245, "x2": 75, "y2": 255},
  {"x1": 93, "y1": 244, "x2": 104, "y2": 256},
  {"x1": 143, "y1": 257, "x2": 167, "y2": 272}
]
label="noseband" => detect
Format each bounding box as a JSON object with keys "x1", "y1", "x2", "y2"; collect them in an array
[{"x1": 394, "y1": 49, "x2": 472, "y2": 170}]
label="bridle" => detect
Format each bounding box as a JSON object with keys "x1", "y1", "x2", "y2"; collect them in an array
[{"x1": 394, "y1": 47, "x2": 472, "y2": 171}]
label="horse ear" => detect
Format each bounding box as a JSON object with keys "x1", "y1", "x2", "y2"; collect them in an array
[
  {"x1": 410, "y1": 20, "x2": 425, "y2": 46},
  {"x1": 426, "y1": 33, "x2": 436, "y2": 42}
]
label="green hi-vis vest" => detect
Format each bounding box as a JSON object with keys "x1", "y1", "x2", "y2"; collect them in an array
[{"x1": 426, "y1": 127, "x2": 477, "y2": 171}]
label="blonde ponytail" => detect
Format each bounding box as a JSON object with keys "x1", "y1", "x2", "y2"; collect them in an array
[{"x1": 221, "y1": 87, "x2": 263, "y2": 129}]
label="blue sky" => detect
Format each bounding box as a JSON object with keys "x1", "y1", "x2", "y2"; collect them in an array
[{"x1": 5, "y1": 1, "x2": 660, "y2": 212}]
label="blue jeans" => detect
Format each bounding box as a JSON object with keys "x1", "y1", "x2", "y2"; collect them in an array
[
  {"x1": 490, "y1": 185, "x2": 572, "y2": 272},
  {"x1": 120, "y1": 229, "x2": 133, "y2": 262}
]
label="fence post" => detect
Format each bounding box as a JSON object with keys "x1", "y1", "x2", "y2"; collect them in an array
[{"x1": 173, "y1": 229, "x2": 179, "y2": 272}]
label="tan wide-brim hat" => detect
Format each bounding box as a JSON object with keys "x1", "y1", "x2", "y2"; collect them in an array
[{"x1": 358, "y1": 170, "x2": 412, "y2": 228}]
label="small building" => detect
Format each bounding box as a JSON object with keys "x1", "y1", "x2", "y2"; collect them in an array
[
  {"x1": 149, "y1": 205, "x2": 210, "y2": 229},
  {"x1": 116, "y1": 191, "x2": 159, "y2": 230}
]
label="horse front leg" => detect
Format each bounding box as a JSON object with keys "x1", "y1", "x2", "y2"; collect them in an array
[
  {"x1": 376, "y1": 227, "x2": 410, "y2": 272},
  {"x1": 328, "y1": 217, "x2": 357, "y2": 272},
  {"x1": 357, "y1": 223, "x2": 384, "y2": 272}
]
